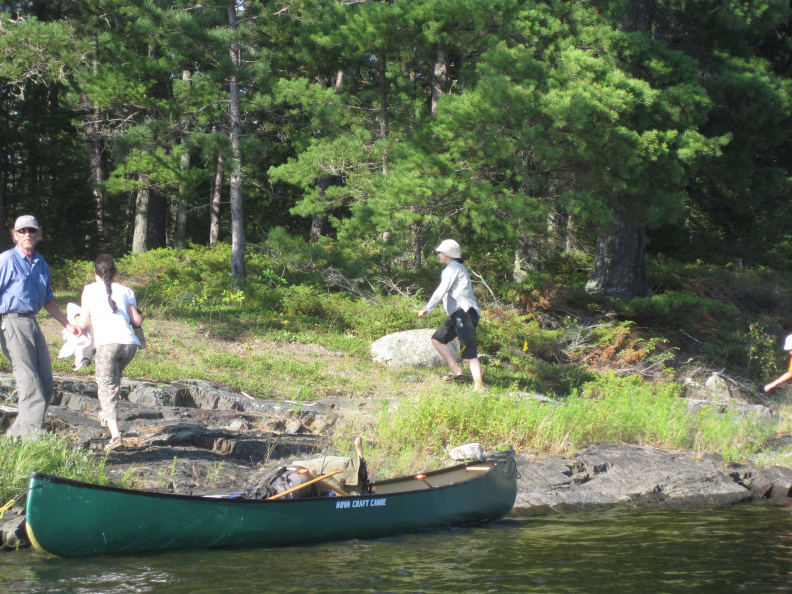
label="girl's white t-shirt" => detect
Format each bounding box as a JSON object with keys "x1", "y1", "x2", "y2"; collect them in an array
[{"x1": 81, "y1": 281, "x2": 140, "y2": 348}]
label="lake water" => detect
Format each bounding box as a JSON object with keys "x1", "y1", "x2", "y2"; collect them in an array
[{"x1": 3, "y1": 501, "x2": 792, "y2": 593}]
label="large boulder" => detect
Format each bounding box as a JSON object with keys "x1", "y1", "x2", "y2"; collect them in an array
[{"x1": 370, "y1": 329, "x2": 458, "y2": 368}]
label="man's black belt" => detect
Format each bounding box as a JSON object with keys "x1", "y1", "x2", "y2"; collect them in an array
[{"x1": 1, "y1": 312, "x2": 35, "y2": 318}]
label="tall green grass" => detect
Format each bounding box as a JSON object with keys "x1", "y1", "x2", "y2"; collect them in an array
[
  {"x1": 371, "y1": 374, "x2": 775, "y2": 474},
  {"x1": 0, "y1": 435, "x2": 109, "y2": 506}
]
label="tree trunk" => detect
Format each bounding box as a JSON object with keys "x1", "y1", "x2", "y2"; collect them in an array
[
  {"x1": 376, "y1": 52, "x2": 389, "y2": 175},
  {"x1": 81, "y1": 32, "x2": 108, "y2": 243},
  {"x1": 148, "y1": 190, "x2": 168, "y2": 249},
  {"x1": 513, "y1": 236, "x2": 542, "y2": 282},
  {"x1": 132, "y1": 179, "x2": 149, "y2": 253},
  {"x1": 228, "y1": 3, "x2": 245, "y2": 282},
  {"x1": 585, "y1": 210, "x2": 650, "y2": 298},
  {"x1": 620, "y1": 0, "x2": 657, "y2": 33},
  {"x1": 81, "y1": 91, "x2": 107, "y2": 242},
  {"x1": 431, "y1": 44, "x2": 448, "y2": 116},
  {"x1": 172, "y1": 149, "x2": 189, "y2": 248},
  {"x1": 171, "y1": 68, "x2": 191, "y2": 249},
  {"x1": 586, "y1": 0, "x2": 657, "y2": 298},
  {"x1": 310, "y1": 176, "x2": 342, "y2": 241},
  {"x1": 209, "y1": 152, "x2": 224, "y2": 246},
  {"x1": 308, "y1": 72, "x2": 347, "y2": 241}
]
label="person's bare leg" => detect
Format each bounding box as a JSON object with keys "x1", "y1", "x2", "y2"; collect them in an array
[
  {"x1": 432, "y1": 339, "x2": 463, "y2": 376},
  {"x1": 106, "y1": 418, "x2": 121, "y2": 441},
  {"x1": 468, "y1": 358, "x2": 484, "y2": 389}
]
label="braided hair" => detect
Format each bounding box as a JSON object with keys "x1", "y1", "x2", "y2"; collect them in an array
[{"x1": 94, "y1": 254, "x2": 118, "y2": 313}]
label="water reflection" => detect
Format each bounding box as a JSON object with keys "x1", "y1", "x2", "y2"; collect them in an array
[{"x1": 4, "y1": 501, "x2": 792, "y2": 593}]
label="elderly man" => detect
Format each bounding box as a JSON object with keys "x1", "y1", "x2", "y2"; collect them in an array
[{"x1": 0, "y1": 215, "x2": 79, "y2": 440}]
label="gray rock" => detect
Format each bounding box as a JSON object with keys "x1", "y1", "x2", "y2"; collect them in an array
[
  {"x1": 227, "y1": 418, "x2": 248, "y2": 432},
  {"x1": 757, "y1": 466, "x2": 792, "y2": 499},
  {"x1": 314, "y1": 413, "x2": 338, "y2": 433},
  {"x1": 370, "y1": 329, "x2": 458, "y2": 368},
  {"x1": 285, "y1": 417, "x2": 306, "y2": 434},
  {"x1": 705, "y1": 373, "x2": 732, "y2": 400},
  {"x1": 0, "y1": 507, "x2": 26, "y2": 550},
  {"x1": 514, "y1": 444, "x2": 752, "y2": 513},
  {"x1": 128, "y1": 385, "x2": 173, "y2": 406},
  {"x1": 65, "y1": 393, "x2": 100, "y2": 415},
  {"x1": 684, "y1": 398, "x2": 777, "y2": 425}
]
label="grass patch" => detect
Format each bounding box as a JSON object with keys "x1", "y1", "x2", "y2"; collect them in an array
[
  {"x1": 0, "y1": 435, "x2": 110, "y2": 506},
  {"x1": 367, "y1": 374, "x2": 775, "y2": 476}
]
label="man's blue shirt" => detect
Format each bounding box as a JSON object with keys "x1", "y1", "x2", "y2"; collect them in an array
[{"x1": 0, "y1": 246, "x2": 54, "y2": 314}]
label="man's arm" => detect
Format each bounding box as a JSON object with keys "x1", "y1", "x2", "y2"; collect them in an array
[{"x1": 43, "y1": 300, "x2": 80, "y2": 336}]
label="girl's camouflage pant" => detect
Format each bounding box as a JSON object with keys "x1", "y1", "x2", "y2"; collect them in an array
[{"x1": 95, "y1": 343, "x2": 137, "y2": 423}]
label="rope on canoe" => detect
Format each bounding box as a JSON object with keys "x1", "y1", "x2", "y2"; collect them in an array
[{"x1": 0, "y1": 487, "x2": 33, "y2": 519}]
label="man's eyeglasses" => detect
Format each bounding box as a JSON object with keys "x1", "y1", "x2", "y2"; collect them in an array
[{"x1": 16, "y1": 228, "x2": 38, "y2": 234}]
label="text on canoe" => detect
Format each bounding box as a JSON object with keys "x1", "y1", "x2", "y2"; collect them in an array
[{"x1": 335, "y1": 498, "x2": 386, "y2": 509}]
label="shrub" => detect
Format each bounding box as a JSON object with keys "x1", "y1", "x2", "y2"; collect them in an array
[
  {"x1": 334, "y1": 296, "x2": 423, "y2": 340},
  {"x1": 278, "y1": 284, "x2": 327, "y2": 317},
  {"x1": 622, "y1": 291, "x2": 740, "y2": 330}
]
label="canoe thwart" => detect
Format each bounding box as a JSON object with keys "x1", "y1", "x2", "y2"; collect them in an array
[{"x1": 414, "y1": 474, "x2": 433, "y2": 489}]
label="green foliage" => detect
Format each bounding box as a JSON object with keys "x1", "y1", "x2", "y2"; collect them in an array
[
  {"x1": 701, "y1": 322, "x2": 787, "y2": 382},
  {"x1": 622, "y1": 291, "x2": 740, "y2": 330},
  {"x1": 0, "y1": 435, "x2": 109, "y2": 507},
  {"x1": 279, "y1": 285, "x2": 327, "y2": 318},
  {"x1": 332, "y1": 297, "x2": 423, "y2": 340}
]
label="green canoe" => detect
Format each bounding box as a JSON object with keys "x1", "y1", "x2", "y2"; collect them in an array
[{"x1": 25, "y1": 451, "x2": 517, "y2": 558}]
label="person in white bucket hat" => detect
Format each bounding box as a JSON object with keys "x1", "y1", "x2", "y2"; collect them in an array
[
  {"x1": 764, "y1": 334, "x2": 792, "y2": 392},
  {"x1": 418, "y1": 239, "x2": 485, "y2": 391}
]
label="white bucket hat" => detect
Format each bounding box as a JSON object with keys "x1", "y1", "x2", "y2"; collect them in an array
[
  {"x1": 435, "y1": 239, "x2": 461, "y2": 259},
  {"x1": 784, "y1": 334, "x2": 792, "y2": 351}
]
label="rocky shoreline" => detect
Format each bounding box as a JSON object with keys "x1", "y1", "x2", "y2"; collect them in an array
[{"x1": 2, "y1": 373, "x2": 792, "y2": 551}]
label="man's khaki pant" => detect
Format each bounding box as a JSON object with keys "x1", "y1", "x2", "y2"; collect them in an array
[{"x1": 1, "y1": 315, "x2": 53, "y2": 441}]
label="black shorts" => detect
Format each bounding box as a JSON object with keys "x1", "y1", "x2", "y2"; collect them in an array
[{"x1": 432, "y1": 308, "x2": 480, "y2": 360}]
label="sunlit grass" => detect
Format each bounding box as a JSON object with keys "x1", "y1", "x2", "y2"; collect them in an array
[
  {"x1": 365, "y1": 374, "x2": 777, "y2": 476},
  {"x1": 0, "y1": 434, "x2": 110, "y2": 505}
]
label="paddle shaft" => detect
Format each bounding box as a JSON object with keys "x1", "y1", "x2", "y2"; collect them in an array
[
  {"x1": 301, "y1": 470, "x2": 350, "y2": 497},
  {"x1": 267, "y1": 469, "x2": 342, "y2": 500}
]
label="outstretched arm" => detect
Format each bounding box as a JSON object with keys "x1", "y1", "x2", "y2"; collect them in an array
[
  {"x1": 765, "y1": 371, "x2": 792, "y2": 392},
  {"x1": 44, "y1": 300, "x2": 80, "y2": 336}
]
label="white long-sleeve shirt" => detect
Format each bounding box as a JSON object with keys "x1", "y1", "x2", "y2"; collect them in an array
[{"x1": 424, "y1": 261, "x2": 480, "y2": 316}]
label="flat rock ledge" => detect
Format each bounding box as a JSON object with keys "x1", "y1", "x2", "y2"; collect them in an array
[{"x1": 1, "y1": 373, "x2": 791, "y2": 551}]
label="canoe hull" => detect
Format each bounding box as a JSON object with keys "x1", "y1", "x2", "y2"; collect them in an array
[{"x1": 25, "y1": 453, "x2": 517, "y2": 557}]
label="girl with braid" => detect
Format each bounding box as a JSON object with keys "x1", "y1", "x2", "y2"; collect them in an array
[{"x1": 77, "y1": 255, "x2": 143, "y2": 450}]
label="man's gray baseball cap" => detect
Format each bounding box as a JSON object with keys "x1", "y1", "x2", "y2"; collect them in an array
[{"x1": 14, "y1": 215, "x2": 39, "y2": 231}]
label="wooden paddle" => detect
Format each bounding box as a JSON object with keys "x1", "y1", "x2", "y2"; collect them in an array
[
  {"x1": 299, "y1": 469, "x2": 350, "y2": 497},
  {"x1": 267, "y1": 469, "x2": 342, "y2": 500}
]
